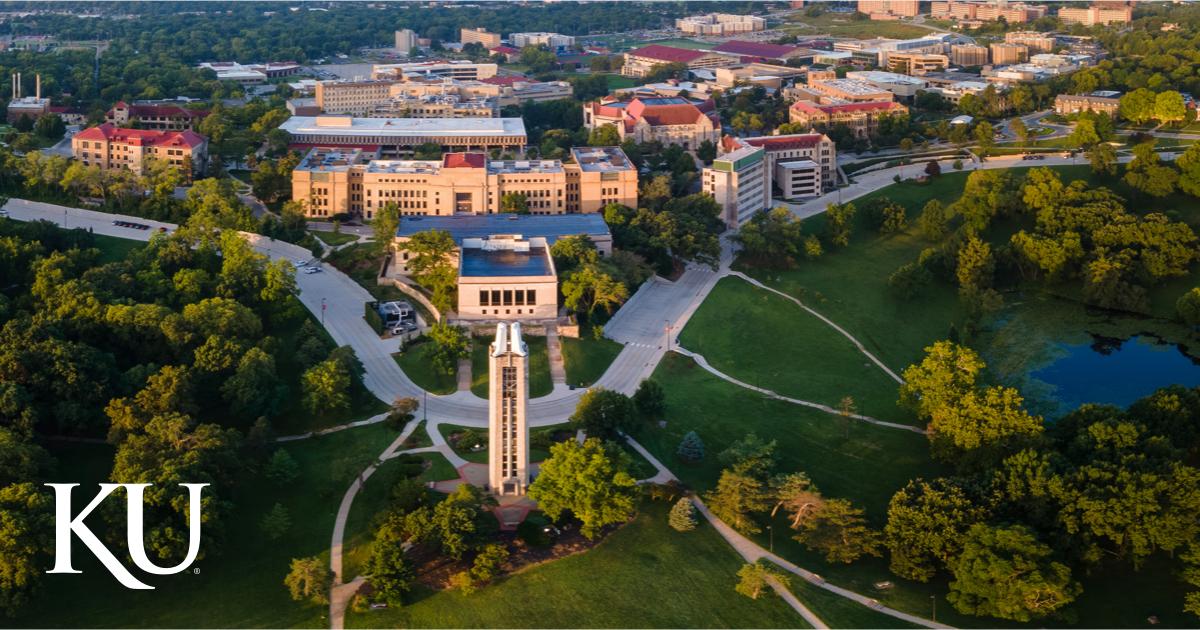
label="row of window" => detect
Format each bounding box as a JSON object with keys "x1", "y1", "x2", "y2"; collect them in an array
[{"x1": 480, "y1": 289, "x2": 537, "y2": 306}]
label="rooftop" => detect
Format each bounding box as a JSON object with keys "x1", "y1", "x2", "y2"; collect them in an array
[
  {"x1": 570, "y1": 146, "x2": 634, "y2": 173},
  {"x1": 790, "y1": 100, "x2": 903, "y2": 115},
  {"x1": 738, "y1": 133, "x2": 828, "y2": 151},
  {"x1": 845, "y1": 70, "x2": 928, "y2": 86},
  {"x1": 626, "y1": 44, "x2": 710, "y2": 64},
  {"x1": 279, "y1": 116, "x2": 527, "y2": 138},
  {"x1": 74, "y1": 123, "x2": 206, "y2": 148},
  {"x1": 397, "y1": 213, "x2": 610, "y2": 245},
  {"x1": 460, "y1": 246, "x2": 553, "y2": 278},
  {"x1": 712, "y1": 40, "x2": 799, "y2": 59},
  {"x1": 810, "y1": 79, "x2": 891, "y2": 96}
]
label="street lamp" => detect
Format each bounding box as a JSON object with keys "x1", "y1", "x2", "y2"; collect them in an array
[
  {"x1": 321, "y1": 297, "x2": 327, "y2": 324},
  {"x1": 931, "y1": 595, "x2": 937, "y2": 623},
  {"x1": 664, "y1": 320, "x2": 672, "y2": 352},
  {"x1": 767, "y1": 524, "x2": 773, "y2": 553}
]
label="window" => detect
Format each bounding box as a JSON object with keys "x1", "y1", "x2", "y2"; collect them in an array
[
  {"x1": 526, "y1": 289, "x2": 536, "y2": 304},
  {"x1": 491, "y1": 290, "x2": 501, "y2": 305},
  {"x1": 503, "y1": 290, "x2": 513, "y2": 306},
  {"x1": 480, "y1": 290, "x2": 489, "y2": 306}
]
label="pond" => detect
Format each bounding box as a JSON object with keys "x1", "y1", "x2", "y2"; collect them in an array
[{"x1": 1029, "y1": 334, "x2": 1200, "y2": 417}]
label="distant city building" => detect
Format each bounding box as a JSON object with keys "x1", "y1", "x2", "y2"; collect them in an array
[
  {"x1": 461, "y1": 27, "x2": 502, "y2": 48},
  {"x1": 278, "y1": 115, "x2": 527, "y2": 155},
  {"x1": 72, "y1": 123, "x2": 207, "y2": 178},
  {"x1": 584, "y1": 95, "x2": 721, "y2": 149},
  {"x1": 885, "y1": 51, "x2": 949, "y2": 75},
  {"x1": 923, "y1": 79, "x2": 994, "y2": 105},
  {"x1": 711, "y1": 40, "x2": 812, "y2": 63},
  {"x1": 313, "y1": 76, "x2": 571, "y2": 116},
  {"x1": 1058, "y1": 3, "x2": 1132, "y2": 26},
  {"x1": 291, "y1": 146, "x2": 636, "y2": 218},
  {"x1": 315, "y1": 80, "x2": 394, "y2": 115},
  {"x1": 788, "y1": 100, "x2": 909, "y2": 138},
  {"x1": 735, "y1": 133, "x2": 838, "y2": 196},
  {"x1": 931, "y1": 1, "x2": 1048, "y2": 23},
  {"x1": 713, "y1": 62, "x2": 806, "y2": 90},
  {"x1": 832, "y1": 34, "x2": 955, "y2": 67},
  {"x1": 197, "y1": 61, "x2": 301, "y2": 85},
  {"x1": 372, "y1": 60, "x2": 499, "y2": 81},
  {"x1": 845, "y1": 70, "x2": 929, "y2": 100},
  {"x1": 990, "y1": 42, "x2": 1029, "y2": 65},
  {"x1": 1054, "y1": 92, "x2": 1121, "y2": 117},
  {"x1": 950, "y1": 44, "x2": 990, "y2": 66},
  {"x1": 1005, "y1": 31, "x2": 1056, "y2": 54},
  {"x1": 489, "y1": 45, "x2": 521, "y2": 63},
  {"x1": 806, "y1": 78, "x2": 895, "y2": 103},
  {"x1": 394, "y1": 29, "x2": 417, "y2": 55},
  {"x1": 105, "y1": 100, "x2": 209, "y2": 131},
  {"x1": 621, "y1": 45, "x2": 739, "y2": 78},
  {"x1": 675, "y1": 13, "x2": 766, "y2": 36},
  {"x1": 5, "y1": 72, "x2": 49, "y2": 123},
  {"x1": 857, "y1": 0, "x2": 921, "y2": 18},
  {"x1": 703, "y1": 139, "x2": 770, "y2": 229},
  {"x1": 509, "y1": 32, "x2": 575, "y2": 51}
]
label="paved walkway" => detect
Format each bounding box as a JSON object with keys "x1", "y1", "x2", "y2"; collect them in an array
[
  {"x1": 456, "y1": 358, "x2": 472, "y2": 392},
  {"x1": 545, "y1": 324, "x2": 567, "y2": 385}
]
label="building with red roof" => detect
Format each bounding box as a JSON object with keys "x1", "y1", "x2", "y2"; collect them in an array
[
  {"x1": 788, "y1": 99, "x2": 908, "y2": 138},
  {"x1": 584, "y1": 95, "x2": 720, "y2": 149},
  {"x1": 72, "y1": 123, "x2": 208, "y2": 178},
  {"x1": 621, "y1": 45, "x2": 738, "y2": 79},
  {"x1": 105, "y1": 100, "x2": 210, "y2": 131},
  {"x1": 489, "y1": 45, "x2": 521, "y2": 63}
]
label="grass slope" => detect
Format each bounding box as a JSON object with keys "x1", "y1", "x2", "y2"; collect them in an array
[
  {"x1": 560, "y1": 332, "x2": 623, "y2": 388},
  {"x1": 346, "y1": 501, "x2": 807, "y2": 629},
  {"x1": 469, "y1": 335, "x2": 553, "y2": 398},
  {"x1": 396, "y1": 339, "x2": 458, "y2": 395},
  {"x1": 680, "y1": 276, "x2": 914, "y2": 424}
]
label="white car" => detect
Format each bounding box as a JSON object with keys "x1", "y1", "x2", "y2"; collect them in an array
[
  {"x1": 302, "y1": 266, "x2": 323, "y2": 274},
  {"x1": 0, "y1": 209, "x2": 8, "y2": 217},
  {"x1": 292, "y1": 259, "x2": 309, "y2": 268}
]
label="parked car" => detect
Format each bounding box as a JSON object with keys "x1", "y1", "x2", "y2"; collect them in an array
[
  {"x1": 0, "y1": 209, "x2": 8, "y2": 217},
  {"x1": 293, "y1": 259, "x2": 309, "y2": 268},
  {"x1": 391, "y1": 322, "x2": 417, "y2": 336},
  {"x1": 302, "y1": 266, "x2": 323, "y2": 274}
]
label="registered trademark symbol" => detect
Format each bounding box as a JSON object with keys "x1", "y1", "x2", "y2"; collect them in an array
[{"x1": 193, "y1": 568, "x2": 200, "y2": 574}]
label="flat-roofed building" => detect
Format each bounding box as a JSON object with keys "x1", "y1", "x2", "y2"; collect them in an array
[
  {"x1": 315, "y1": 80, "x2": 396, "y2": 115},
  {"x1": 461, "y1": 27, "x2": 502, "y2": 48},
  {"x1": 846, "y1": 70, "x2": 929, "y2": 100},
  {"x1": 1058, "y1": 4, "x2": 1131, "y2": 26},
  {"x1": 198, "y1": 61, "x2": 301, "y2": 85},
  {"x1": 950, "y1": 44, "x2": 989, "y2": 66},
  {"x1": 731, "y1": 133, "x2": 838, "y2": 195},
  {"x1": 932, "y1": 1, "x2": 1048, "y2": 22},
  {"x1": 712, "y1": 40, "x2": 813, "y2": 63},
  {"x1": 1054, "y1": 92, "x2": 1120, "y2": 117},
  {"x1": 807, "y1": 78, "x2": 895, "y2": 103},
  {"x1": 292, "y1": 146, "x2": 635, "y2": 219},
  {"x1": 510, "y1": 32, "x2": 575, "y2": 51},
  {"x1": 714, "y1": 63, "x2": 807, "y2": 89},
  {"x1": 584, "y1": 95, "x2": 721, "y2": 149},
  {"x1": 857, "y1": 0, "x2": 921, "y2": 17},
  {"x1": 885, "y1": 51, "x2": 949, "y2": 75},
  {"x1": 372, "y1": 60, "x2": 499, "y2": 81},
  {"x1": 788, "y1": 100, "x2": 909, "y2": 138},
  {"x1": 1005, "y1": 31, "x2": 1056, "y2": 53},
  {"x1": 676, "y1": 13, "x2": 766, "y2": 35},
  {"x1": 924, "y1": 80, "x2": 994, "y2": 105},
  {"x1": 990, "y1": 43, "x2": 1029, "y2": 65},
  {"x1": 621, "y1": 45, "x2": 738, "y2": 78},
  {"x1": 703, "y1": 140, "x2": 770, "y2": 229},
  {"x1": 72, "y1": 123, "x2": 207, "y2": 178},
  {"x1": 279, "y1": 115, "x2": 527, "y2": 155},
  {"x1": 394, "y1": 29, "x2": 417, "y2": 55}
]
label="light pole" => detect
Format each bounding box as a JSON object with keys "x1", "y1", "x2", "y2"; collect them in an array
[
  {"x1": 321, "y1": 297, "x2": 326, "y2": 324},
  {"x1": 931, "y1": 595, "x2": 937, "y2": 623},
  {"x1": 664, "y1": 320, "x2": 672, "y2": 352},
  {"x1": 767, "y1": 524, "x2": 774, "y2": 553}
]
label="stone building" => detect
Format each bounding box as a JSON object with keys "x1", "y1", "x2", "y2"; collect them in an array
[{"x1": 488, "y1": 322, "x2": 530, "y2": 496}]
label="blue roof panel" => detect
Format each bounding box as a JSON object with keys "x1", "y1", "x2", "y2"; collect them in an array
[
  {"x1": 460, "y1": 247, "x2": 552, "y2": 277},
  {"x1": 397, "y1": 213, "x2": 610, "y2": 245}
]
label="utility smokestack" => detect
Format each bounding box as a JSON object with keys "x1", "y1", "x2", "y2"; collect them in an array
[
  {"x1": 16, "y1": 72, "x2": 20, "y2": 99},
  {"x1": 10, "y1": 74, "x2": 14, "y2": 100},
  {"x1": 35, "y1": 74, "x2": 40, "y2": 100}
]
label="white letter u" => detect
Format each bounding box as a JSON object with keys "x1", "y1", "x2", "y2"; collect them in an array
[{"x1": 125, "y1": 483, "x2": 208, "y2": 575}]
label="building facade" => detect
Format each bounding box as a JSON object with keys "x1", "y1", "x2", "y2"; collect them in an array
[
  {"x1": 105, "y1": 101, "x2": 209, "y2": 131},
  {"x1": 857, "y1": 0, "x2": 921, "y2": 17},
  {"x1": 394, "y1": 29, "x2": 417, "y2": 55},
  {"x1": 292, "y1": 147, "x2": 636, "y2": 219},
  {"x1": 584, "y1": 96, "x2": 721, "y2": 149},
  {"x1": 676, "y1": 13, "x2": 766, "y2": 35},
  {"x1": 1054, "y1": 92, "x2": 1120, "y2": 117},
  {"x1": 488, "y1": 323, "x2": 530, "y2": 495},
  {"x1": 509, "y1": 32, "x2": 575, "y2": 51},
  {"x1": 931, "y1": 1, "x2": 1048, "y2": 22},
  {"x1": 885, "y1": 51, "x2": 949, "y2": 75},
  {"x1": 735, "y1": 133, "x2": 837, "y2": 196},
  {"x1": 990, "y1": 43, "x2": 1029, "y2": 65},
  {"x1": 461, "y1": 27, "x2": 502, "y2": 48},
  {"x1": 703, "y1": 141, "x2": 770, "y2": 229},
  {"x1": 372, "y1": 61, "x2": 499, "y2": 82},
  {"x1": 1058, "y1": 4, "x2": 1132, "y2": 26},
  {"x1": 950, "y1": 44, "x2": 989, "y2": 66},
  {"x1": 1005, "y1": 31, "x2": 1056, "y2": 54},
  {"x1": 279, "y1": 115, "x2": 527, "y2": 155},
  {"x1": 460, "y1": 240, "x2": 558, "y2": 321},
  {"x1": 788, "y1": 100, "x2": 909, "y2": 138},
  {"x1": 72, "y1": 123, "x2": 207, "y2": 178}
]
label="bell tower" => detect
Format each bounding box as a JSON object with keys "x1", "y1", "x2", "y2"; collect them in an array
[{"x1": 487, "y1": 322, "x2": 529, "y2": 496}]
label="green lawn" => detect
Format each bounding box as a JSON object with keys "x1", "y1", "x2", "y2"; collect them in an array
[
  {"x1": 785, "y1": 13, "x2": 933, "y2": 39},
  {"x1": 92, "y1": 232, "x2": 145, "y2": 263},
  {"x1": 346, "y1": 501, "x2": 808, "y2": 629},
  {"x1": 469, "y1": 334, "x2": 553, "y2": 398},
  {"x1": 560, "y1": 330, "x2": 623, "y2": 388},
  {"x1": 438, "y1": 423, "x2": 553, "y2": 464},
  {"x1": 603, "y1": 74, "x2": 637, "y2": 91},
  {"x1": 641, "y1": 37, "x2": 712, "y2": 50},
  {"x1": 396, "y1": 339, "x2": 458, "y2": 395},
  {"x1": 312, "y1": 230, "x2": 360, "y2": 247},
  {"x1": 776, "y1": 573, "x2": 922, "y2": 629},
  {"x1": 679, "y1": 277, "x2": 914, "y2": 424},
  {"x1": 20, "y1": 423, "x2": 402, "y2": 628}
]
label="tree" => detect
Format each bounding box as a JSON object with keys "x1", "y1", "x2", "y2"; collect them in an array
[
  {"x1": 676, "y1": 430, "x2": 705, "y2": 462},
  {"x1": 527, "y1": 438, "x2": 638, "y2": 539},
  {"x1": 948, "y1": 523, "x2": 1079, "y2": 622},
  {"x1": 500, "y1": 192, "x2": 530, "y2": 214},
  {"x1": 302, "y1": 357, "x2": 351, "y2": 415},
  {"x1": 1120, "y1": 88, "x2": 1157, "y2": 125},
  {"x1": 0, "y1": 482, "x2": 52, "y2": 616},
  {"x1": 718, "y1": 432, "x2": 778, "y2": 479},
  {"x1": 956, "y1": 233, "x2": 995, "y2": 300},
  {"x1": 793, "y1": 498, "x2": 883, "y2": 564},
  {"x1": 260, "y1": 502, "x2": 292, "y2": 540},
  {"x1": 284, "y1": 556, "x2": 331, "y2": 605},
  {"x1": 372, "y1": 202, "x2": 400, "y2": 255},
  {"x1": 825, "y1": 203, "x2": 856, "y2": 248},
  {"x1": 1089, "y1": 142, "x2": 1117, "y2": 176},
  {"x1": 924, "y1": 159, "x2": 942, "y2": 178},
  {"x1": 265, "y1": 448, "x2": 301, "y2": 485},
  {"x1": 633, "y1": 379, "x2": 665, "y2": 420},
  {"x1": 899, "y1": 341, "x2": 985, "y2": 420},
  {"x1": 705, "y1": 469, "x2": 771, "y2": 535},
  {"x1": 404, "y1": 229, "x2": 457, "y2": 313},
  {"x1": 562, "y1": 264, "x2": 629, "y2": 317},
  {"x1": 468, "y1": 543, "x2": 509, "y2": 586},
  {"x1": 669, "y1": 497, "x2": 698, "y2": 532},
  {"x1": 929, "y1": 386, "x2": 1044, "y2": 465},
  {"x1": 1178, "y1": 288, "x2": 1200, "y2": 326},
  {"x1": 1124, "y1": 142, "x2": 1178, "y2": 198},
  {"x1": 974, "y1": 121, "x2": 995, "y2": 156},
  {"x1": 735, "y1": 207, "x2": 806, "y2": 268},
  {"x1": 570, "y1": 387, "x2": 636, "y2": 440},
  {"x1": 1155, "y1": 90, "x2": 1187, "y2": 125},
  {"x1": 735, "y1": 562, "x2": 787, "y2": 600},
  {"x1": 388, "y1": 396, "x2": 419, "y2": 431},
  {"x1": 917, "y1": 199, "x2": 951, "y2": 242},
  {"x1": 1010, "y1": 117, "x2": 1029, "y2": 145},
  {"x1": 1179, "y1": 144, "x2": 1200, "y2": 197},
  {"x1": 697, "y1": 139, "x2": 716, "y2": 163},
  {"x1": 366, "y1": 519, "x2": 415, "y2": 605},
  {"x1": 221, "y1": 346, "x2": 282, "y2": 418},
  {"x1": 588, "y1": 124, "x2": 621, "y2": 147},
  {"x1": 770, "y1": 472, "x2": 824, "y2": 529},
  {"x1": 884, "y1": 478, "x2": 989, "y2": 582},
  {"x1": 428, "y1": 322, "x2": 469, "y2": 377}
]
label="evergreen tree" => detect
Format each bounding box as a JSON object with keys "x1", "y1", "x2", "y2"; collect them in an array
[
  {"x1": 668, "y1": 497, "x2": 697, "y2": 532},
  {"x1": 676, "y1": 430, "x2": 705, "y2": 462}
]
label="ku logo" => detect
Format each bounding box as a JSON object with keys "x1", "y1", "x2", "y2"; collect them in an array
[{"x1": 43, "y1": 483, "x2": 208, "y2": 590}]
